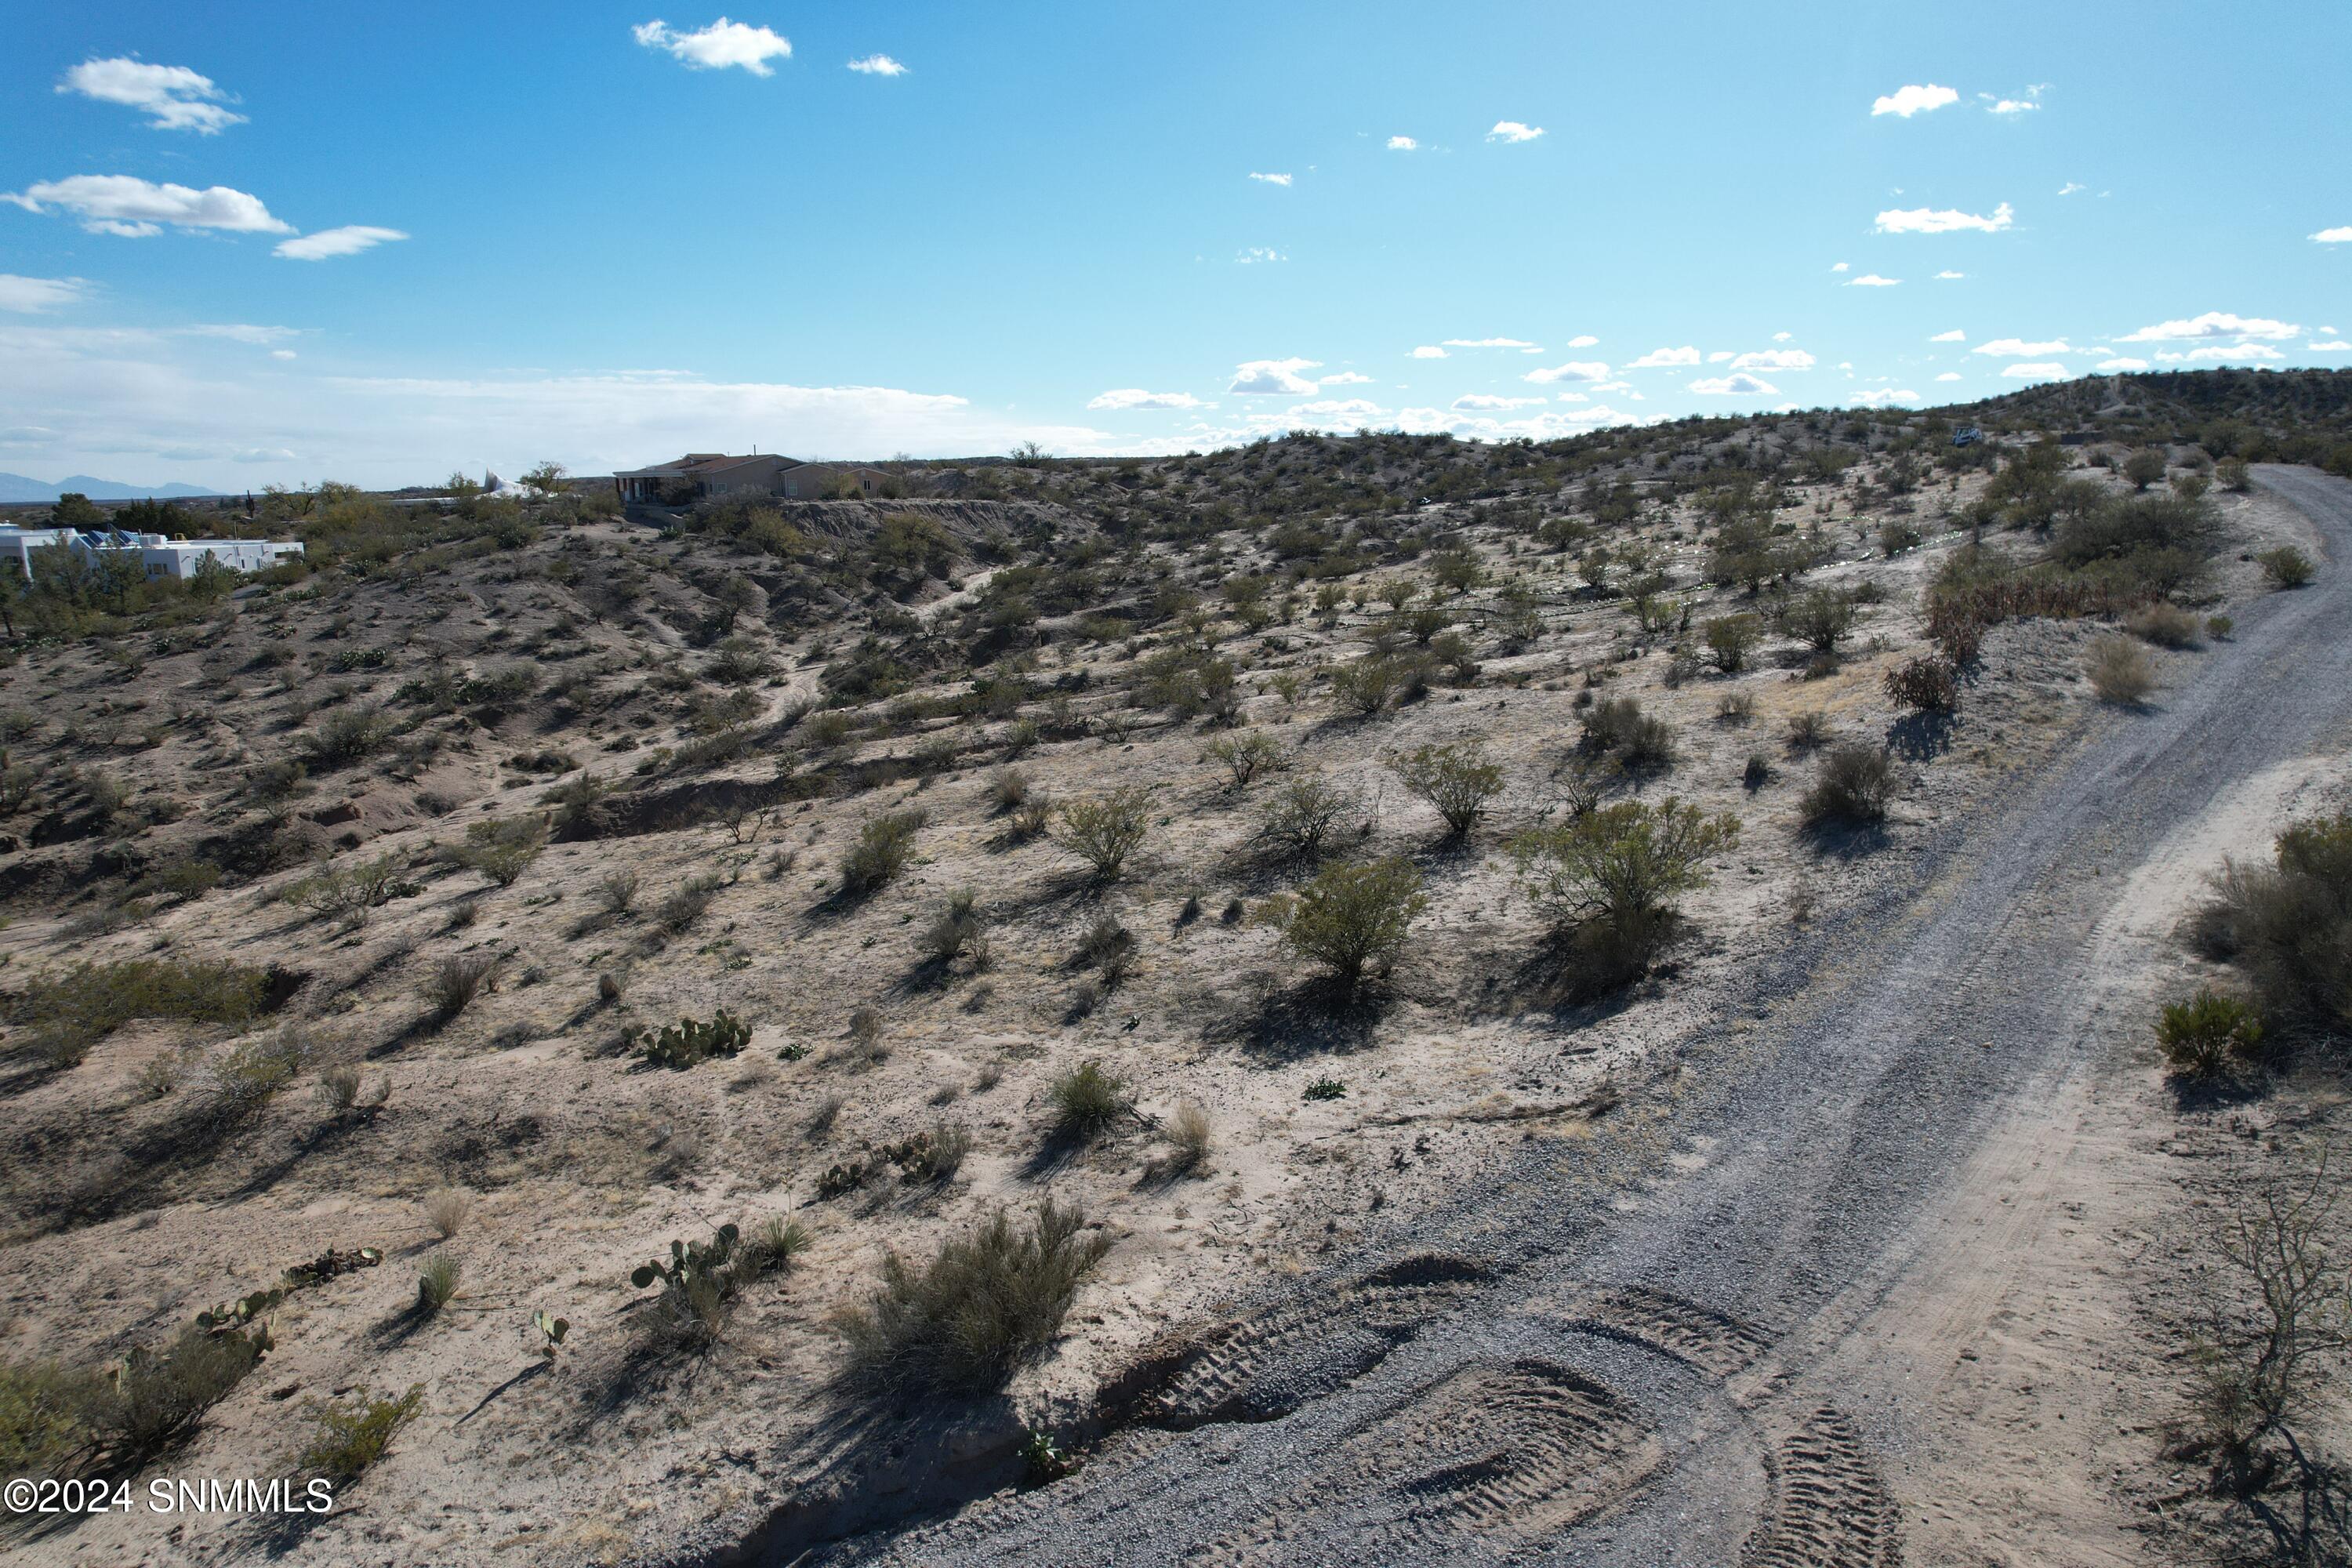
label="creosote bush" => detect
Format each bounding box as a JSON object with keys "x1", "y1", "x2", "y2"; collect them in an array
[
  {"x1": 1511, "y1": 798, "x2": 1739, "y2": 984},
  {"x1": 1702, "y1": 613, "x2": 1762, "y2": 673},
  {"x1": 299, "y1": 1385, "x2": 425, "y2": 1483},
  {"x1": 1578, "y1": 696, "x2": 1675, "y2": 774},
  {"x1": 1801, "y1": 745, "x2": 1894, "y2": 829},
  {"x1": 2195, "y1": 811, "x2": 2352, "y2": 1032},
  {"x1": 1392, "y1": 740, "x2": 1504, "y2": 839},
  {"x1": 1276, "y1": 858, "x2": 1428, "y2": 989},
  {"x1": 9, "y1": 957, "x2": 271, "y2": 1069},
  {"x1": 1206, "y1": 728, "x2": 1285, "y2": 789},
  {"x1": 1256, "y1": 773, "x2": 1363, "y2": 860},
  {"x1": 2257, "y1": 545, "x2": 2315, "y2": 589},
  {"x1": 2154, "y1": 989, "x2": 2265, "y2": 1078},
  {"x1": 840, "y1": 808, "x2": 927, "y2": 895},
  {"x1": 1058, "y1": 788, "x2": 1150, "y2": 882},
  {"x1": 832, "y1": 1199, "x2": 1112, "y2": 1392},
  {"x1": 452, "y1": 815, "x2": 549, "y2": 887}
]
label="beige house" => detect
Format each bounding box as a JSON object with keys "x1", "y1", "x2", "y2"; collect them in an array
[{"x1": 613, "y1": 453, "x2": 906, "y2": 506}]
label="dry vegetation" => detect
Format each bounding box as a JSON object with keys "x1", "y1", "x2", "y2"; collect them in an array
[{"x1": 0, "y1": 368, "x2": 2347, "y2": 1562}]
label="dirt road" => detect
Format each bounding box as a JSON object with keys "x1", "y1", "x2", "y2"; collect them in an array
[{"x1": 793, "y1": 466, "x2": 2352, "y2": 1567}]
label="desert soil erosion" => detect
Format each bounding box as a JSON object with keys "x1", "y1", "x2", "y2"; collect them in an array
[{"x1": 787, "y1": 468, "x2": 2352, "y2": 1568}]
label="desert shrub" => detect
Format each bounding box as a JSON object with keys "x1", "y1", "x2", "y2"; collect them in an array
[
  {"x1": 2257, "y1": 546, "x2": 2315, "y2": 589},
  {"x1": 1781, "y1": 590, "x2": 1856, "y2": 654},
  {"x1": 1702, "y1": 613, "x2": 1762, "y2": 672},
  {"x1": 1743, "y1": 752, "x2": 1773, "y2": 790},
  {"x1": 1392, "y1": 740, "x2": 1504, "y2": 840},
  {"x1": 1578, "y1": 695, "x2": 1675, "y2": 772},
  {"x1": 0, "y1": 1359, "x2": 103, "y2": 1479},
  {"x1": 426, "y1": 951, "x2": 505, "y2": 1022},
  {"x1": 216, "y1": 1029, "x2": 310, "y2": 1107},
  {"x1": 1078, "y1": 915, "x2": 1134, "y2": 975},
  {"x1": 2216, "y1": 456, "x2": 2252, "y2": 492},
  {"x1": 1206, "y1": 729, "x2": 1285, "y2": 789},
  {"x1": 832, "y1": 1199, "x2": 1112, "y2": 1392},
  {"x1": 416, "y1": 1254, "x2": 463, "y2": 1316},
  {"x1": 425, "y1": 1189, "x2": 471, "y2": 1238},
  {"x1": 840, "y1": 809, "x2": 927, "y2": 895},
  {"x1": 303, "y1": 706, "x2": 395, "y2": 768},
  {"x1": 2154, "y1": 989, "x2": 2265, "y2": 1078},
  {"x1": 2207, "y1": 614, "x2": 2234, "y2": 641},
  {"x1": 1161, "y1": 1102, "x2": 1212, "y2": 1177},
  {"x1": 1276, "y1": 858, "x2": 1428, "y2": 989},
  {"x1": 628, "y1": 1221, "x2": 797, "y2": 1352},
  {"x1": 1048, "y1": 1060, "x2": 1130, "y2": 1141},
  {"x1": 1329, "y1": 654, "x2": 1406, "y2": 718},
  {"x1": 2085, "y1": 634, "x2": 2155, "y2": 705},
  {"x1": 285, "y1": 853, "x2": 412, "y2": 926},
  {"x1": 1716, "y1": 692, "x2": 1755, "y2": 725},
  {"x1": 1786, "y1": 710, "x2": 1832, "y2": 751},
  {"x1": 2051, "y1": 492, "x2": 2216, "y2": 568},
  {"x1": 1256, "y1": 773, "x2": 1363, "y2": 860},
  {"x1": 1058, "y1": 788, "x2": 1149, "y2": 882},
  {"x1": 297, "y1": 1384, "x2": 424, "y2": 1483},
  {"x1": 656, "y1": 872, "x2": 723, "y2": 932},
  {"x1": 882, "y1": 1121, "x2": 971, "y2": 1185},
  {"x1": 2125, "y1": 601, "x2": 2202, "y2": 648},
  {"x1": 989, "y1": 766, "x2": 1031, "y2": 813},
  {"x1": 101, "y1": 1321, "x2": 269, "y2": 1459},
  {"x1": 2122, "y1": 448, "x2": 2169, "y2": 489},
  {"x1": 920, "y1": 887, "x2": 990, "y2": 969},
  {"x1": 1512, "y1": 799, "x2": 1738, "y2": 946},
  {"x1": 596, "y1": 869, "x2": 640, "y2": 915},
  {"x1": 2196, "y1": 813, "x2": 2352, "y2": 1031},
  {"x1": 630, "y1": 1009, "x2": 753, "y2": 1069},
  {"x1": 1801, "y1": 745, "x2": 1894, "y2": 828},
  {"x1": 1878, "y1": 521, "x2": 1923, "y2": 557},
  {"x1": 9, "y1": 958, "x2": 270, "y2": 1069},
  {"x1": 1883, "y1": 655, "x2": 1960, "y2": 713},
  {"x1": 452, "y1": 816, "x2": 548, "y2": 887}
]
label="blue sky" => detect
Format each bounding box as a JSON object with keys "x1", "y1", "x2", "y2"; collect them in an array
[{"x1": 3, "y1": 1, "x2": 2348, "y2": 488}]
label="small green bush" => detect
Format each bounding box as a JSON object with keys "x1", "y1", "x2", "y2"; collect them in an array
[
  {"x1": 1801, "y1": 746, "x2": 1894, "y2": 828},
  {"x1": 452, "y1": 816, "x2": 548, "y2": 887},
  {"x1": 1048, "y1": 1060, "x2": 1129, "y2": 1141},
  {"x1": 1277, "y1": 858, "x2": 1428, "y2": 989},
  {"x1": 9, "y1": 959, "x2": 271, "y2": 1069},
  {"x1": 2154, "y1": 989, "x2": 2264, "y2": 1077},
  {"x1": 1392, "y1": 740, "x2": 1504, "y2": 839},
  {"x1": 1883, "y1": 656, "x2": 1960, "y2": 713},
  {"x1": 1206, "y1": 729, "x2": 1286, "y2": 789},
  {"x1": 426, "y1": 952, "x2": 504, "y2": 1022},
  {"x1": 103, "y1": 1321, "x2": 270, "y2": 1459},
  {"x1": 1058, "y1": 789, "x2": 1150, "y2": 882},
  {"x1": 2125, "y1": 601, "x2": 2202, "y2": 648},
  {"x1": 416, "y1": 1254, "x2": 462, "y2": 1316},
  {"x1": 0, "y1": 1359, "x2": 103, "y2": 1479},
  {"x1": 2257, "y1": 546, "x2": 2315, "y2": 589},
  {"x1": 1703, "y1": 613, "x2": 1763, "y2": 672},
  {"x1": 840, "y1": 809, "x2": 927, "y2": 895},
  {"x1": 297, "y1": 1384, "x2": 423, "y2": 1483}
]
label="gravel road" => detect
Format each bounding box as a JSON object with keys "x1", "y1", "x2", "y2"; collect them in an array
[{"x1": 786, "y1": 466, "x2": 2352, "y2": 1568}]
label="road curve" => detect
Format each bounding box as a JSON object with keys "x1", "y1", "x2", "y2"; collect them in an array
[{"x1": 799, "y1": 466, "x2": 2352, "y2": 1568}]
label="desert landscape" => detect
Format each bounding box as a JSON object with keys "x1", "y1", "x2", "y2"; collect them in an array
[{"x1": 0, "y1": 368, "x2": 2348, "y2": 1566}]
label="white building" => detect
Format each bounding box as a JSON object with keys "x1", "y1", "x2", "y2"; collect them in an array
[{"x1": 0, "y1": 525, "x2": 304, "y2": 584}]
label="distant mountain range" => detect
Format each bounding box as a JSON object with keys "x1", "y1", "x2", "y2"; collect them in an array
[{"x1": 0, "y1": 474, "x2": 222, "y2": 504}]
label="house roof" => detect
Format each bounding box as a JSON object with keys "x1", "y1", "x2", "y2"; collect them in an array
[{"x1": 614, "y1": 452, "x2": 804, "y2": 480}]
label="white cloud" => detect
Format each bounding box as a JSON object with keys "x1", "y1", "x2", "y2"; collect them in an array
[
  {"x1": 846, "y1": 54, "x2": 906, "y2": 75},
  {"x1": 1936, "y1": 270, "x2": 1965, "y2": 279},
  {"x1": 2118, "y1": 311, "x2": 2299, "y2": 342},
  {"x1": 1875, "y1": 201, "x2": 2014, "y2": 234},
  {"x1": 1486, "y1": 121, "x2": 1544, "y2": 143},
  {"x1": 1929, "y1": 328, "x2": 1965, "y2": 342},
  {"x1": 1934, "y1": 371, "x2": 1962, "y2": 381},
  {"x1": 1831, "y1": 261, "x2": 1850, "y2": 272},
  {"x1": 57, "y1": 57, "x2": 244, "y2": 134},
  {"x1": 0, "y1": 275, "x2": 89, "y2": 314},
  {"x1": 1987, "y1": 98, "x2": 2038, "y2": 115},
  {"x1": 1973, "y1": 337, "x2": 2069, "y2": 357},
  {"x1": 274, "y1": 225, "x2": 408, "y2": 261},
  {"x1": 1442, "y1": 337, "x2": 1537, "y2": 349},
  {"x1": 2058, "y1": 181, "x2": 2086, "y2": 196},
  {"x1": 1849, "y1": 388, "x2": 1919, "y2": 407},
  {"x1": 2313, "y1": 227, "x2": 2352, "y2": 244},
  {"x1": 1234, "y1": 247, "x2": 1286, "y2": 264},
  {"x1": 1386, "y1": 136, "x2": 1417, "y2": 151},
  {"x1": 1287, "y1": 398, "x2": 1384, "y2": 419},
  {"x1": 1229, "y1": 358, "x2": 1321, "y2": 394},
  {"x1": 1847, "y1": 274, "x2": 1902, "y2": 287},
  {"x1": 2002, "y1": 361, "x2": 2066, "y2": 377},
  {"x1": 1626, "y1": 345, "x2": 1700, "y2": 368},
  {"x1": 1771, "y1": 332, "x2": 1793, "y2": 342},
  {"x1": 1523, "y1": 360, "x2": 1610, "y2": 383},
  {"x1": 2182, "y1": 343, "x2": 2285, "y2": 362},
  {"x1": 1730, "y1": 349, "x2": 1815, "y2": 372},
  {"x1": 271, "y1": 349, "x2": 296, "y2": 361},
  {"x1": 633, "y1": 18, "x2": 793, "y2": 74},
  {"x1": 2307, "y1": 340, "x2": 2351, "y2": 353},
  {"x1": 1566, "y1": 334, "x2": 1599, "y2": 347},
  {"x1": 2095, "y1": 357, "x2": 2149, "y2": 371},
  {"x1": 1087, "y1": 389, "x2": 1208, "y2": 411},
  {"x1": 1248, "y1": 172, "x2": 1292, "y2": 186},
  {"x1": 1690, "y1": 373, "x2": 1777, "y2": 395},
  {"x1": 1409, "y1": 346, "x2": 1448, "y2": 359},
  {"x1": 178, "y1": 323, "x2": 301, "y2": 344},
  {"x1": 5, "y1": 175, "x2": 290, "y2": 235},
  {"x1": 1319, "y1": 371, "x2": 1374, "y2": 385},
  {"x1": 1707, "y1": 350, "x2": 1734, "y2": 363},
  {"x1": 1451, "y1": 394, "x2": 1544, "y2": 412},
  {"x1": 1871, "y1": 83, "x2": 1958, "y2": 118}
]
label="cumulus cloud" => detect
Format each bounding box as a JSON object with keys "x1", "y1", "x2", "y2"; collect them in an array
[
  {"x1": 1319, "y1": 371, "x2": 1374, "y2": 385},
  {"x1": 0, "y1": 275, "x2": 89, "y2": 314},
  {"x1": 1771, "y1": 332, "x2": 1793, "y2": 342},
  {"x1": 2118, "y1": 311, "x2": 2299, "y2": 342},
  {"x1": 58, "y1": 57, "x2": 244, "y2": 133},
  {"x1": 1451, "y1": 394, "x2": 1545, "y2": 412},
  {"x1": 1846, "y1": 274, "x2": 1901, "y2": 287},
  {"x1": 1871, "y1": 84, "x2": 1958, "y2": 118},
  {"x1": 1876, "y1": 201, "x2": 2014, "y2": 234},
  {"x1": 1625, "y1": 346, "x2": 1700, "y2": 368},
  {"x1": 2308, "y1": 340, "x2": 2352, "y2": 353},
  {"x1": 1973, "y1": 337, "x2": 2069, "y2": 357},
  {"x1": 1523, "y1": 360, "x2": 1610, "y2": 383},
  {"x1": 1730, "y1": 349, "x2": 1815, "y2": 372},
  {"x1": 1087, "y1": 389, "x2": 1208, "y2": 411},
  {"x1": 1386, "y1": 135, "x2": 1417, "y2": 151},
  {"x1": 1566, "y1": 334, "x2": 1599, "y2": 348},
  {"x1": 1229, "y1": 358, "x2": 1321, "y2": 394},
  {"x1": 2179, "y1": 343, "x2": 2285, "y2": 362},
  {"x1": 1831, "y1": 261, "x2": 1850, "y2": 273},
  {"x1": 1987, "y1": 97, "x2": 2038, "y2": 114},
  {"x1": 1248, "y1": 172, "x2": 1292, "y2": 186},
  {"x1": 1442, "y1": 337, "x2": 1537, "y2": 350},
  {"x1": 274, "y1": 225, "x2": 408, "y2": 261},
  {"x1": 1690, "y1": 373, "x2": 1777, "y2": 395},
  {"x1": 1934, "y1": 371, "x2": 1963, "y2": 381},
  {"x1": 846, "y1": 54, "x2": 906, "y2": 75},
  {"x1": 1486, "y1": 121, "x2": 1544, "y2": 143},
  {"x1": 1234, "y1": 247, "x2": 1285, "y2": 264},
  {"x1": 5, "y1": 175, "x2": 289, "y2": 235},
  {"x1": 1409, "y1": 346, "x2": 1448, "y2": 359},
  {"x1": 633, "y1": 18, "x2": 793, "y2": 74},
  {"x1": 2314, "y1": 227, "x2": 2352, "y2": 244},
  {"x1": 2095, "y1": 357, "x2": 2149, "y2": 371},
  {"x1": 1849, "y1": 388, "x2": 1919, "y2": 407},
  {"x1": 1929, "y1": 328, "x2": 1965, "y2": 342},
  {"x1": 1287, "y1": 398, "x2": 1384, "y2": 419},
  {"x1": 2002, "y1": 361, "x2": 2066, "y2": 377}
]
